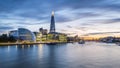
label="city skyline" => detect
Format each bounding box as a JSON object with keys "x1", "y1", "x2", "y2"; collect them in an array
[{"x1": 0, "y1": 0, "x2": 120, "y2": 37}]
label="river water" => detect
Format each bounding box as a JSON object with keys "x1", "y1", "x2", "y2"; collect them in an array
[{"x1": 0, "y1": 42, "x2": 120, "y2": 68}]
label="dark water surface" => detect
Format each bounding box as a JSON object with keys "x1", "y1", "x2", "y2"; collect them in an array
[{"x1": 0, "y1": 42, "x2": 120, "y2": 68}]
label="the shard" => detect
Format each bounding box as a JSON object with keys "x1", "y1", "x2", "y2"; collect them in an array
[{"x1": 50, "y1": 11, "x2": 56, "y2": 33}]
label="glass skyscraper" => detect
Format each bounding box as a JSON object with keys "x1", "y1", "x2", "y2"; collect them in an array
[{"x1": 50, "y1": 11, "x2": 56, "y2": 33}]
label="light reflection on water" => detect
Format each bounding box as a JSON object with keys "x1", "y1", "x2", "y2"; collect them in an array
[{"x1": 0, "y1": 42, "x2": 120, "y2": 68}]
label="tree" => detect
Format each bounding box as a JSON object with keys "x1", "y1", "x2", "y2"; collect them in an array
[
  {"x1": 0, "y1": 34, "x2": 9, "y2": 42},
  {"x1": 8, "y1": 36, "x2": 17, "y2": 42}
]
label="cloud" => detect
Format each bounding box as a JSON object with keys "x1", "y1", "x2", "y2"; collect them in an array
[
  {"x1": 0, "y1": 0, "x2": 120, "y2": 35},
  {"x1": 104, "y1": 18, "x2": 120, "y2": 24},
  {"x1": 66, "y1": 25, "x2": 73, "y2": 28},
  {"x1": 55, "y1": 8, "x2": 102, "y2": 23},
  {"x1": 0, "y1": 26, "x2": 14, "y2": 30},
  {"x1": 0, "y1": 26, "x2": 14, "y2": 33},
  {"x1": 0, "y1": 0, "x2": 26, "y2": 13},
  {"x1": 84, "y1": 31, "x2": 120, "y2": 36},
  {"x1": 86, "y1": 18, "x2": 120, "y2": 24}
]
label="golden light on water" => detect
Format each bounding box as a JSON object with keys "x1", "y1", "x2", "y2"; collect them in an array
[{"x1": 38, "y1": 44, "x2": 43, "y2": 58}]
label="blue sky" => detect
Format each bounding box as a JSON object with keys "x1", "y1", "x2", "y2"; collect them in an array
[{"x1": 0, "y1": 0, "x2": 120, "y2": 36}]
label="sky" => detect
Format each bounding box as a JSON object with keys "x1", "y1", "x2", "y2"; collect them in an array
[{"x1": 0, "y1": 0, "x2": 120, "y2": 36}]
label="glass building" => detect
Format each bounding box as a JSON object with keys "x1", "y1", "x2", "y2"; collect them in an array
[
  {"x1": 50, "y1": 11, "x2": 56, "y2": 33},
  {"x1": 18, "y1": 28, "x2": 36, "y2": 42},
  {"x1": 9, "y1": 30, "x2": 18, "y2": 39}
]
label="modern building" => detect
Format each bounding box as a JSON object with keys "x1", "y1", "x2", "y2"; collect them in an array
[
  {"x1": 47, "y1": 11, "x2": 67, "y2": 42},
  {"x1": 34, "y1": 32, "x2": 42, "y2": 42},
  {"x1": 9, "y1": 30, "x2": 18, "y2": 39},
  {"x1": 50, "y1": 11, "x2": 56, "y2": 33},
  {"x1": 9, "y1": 30, "x2": 18, "y2": 37},
  {"x1": 47, "y1": 33, "x2": 67, "y2": 42},
  {"x1": 18, "y1": 28, "x2": 36, "y2": 42}
]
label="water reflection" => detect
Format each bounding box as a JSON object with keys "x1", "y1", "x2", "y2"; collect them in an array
[
  {"x1": 17, "y1": 45, "x2": 33, "y2": 48},
  {"x1": 0, "y1": 42, "x2": 120, "y2": 68},
  {"x1": 7, "y1": 46, "x2": 10, "y2": 52},
  {"x1": 38, "y1": 44, "x2": 43, "y2": 59}
]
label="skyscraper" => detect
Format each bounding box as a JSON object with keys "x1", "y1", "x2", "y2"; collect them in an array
[{"x1": 50, "y1": 11, "x2": 56, "y2": 33}]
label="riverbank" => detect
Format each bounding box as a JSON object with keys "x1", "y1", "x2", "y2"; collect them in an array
[{"x1": 0, "y1": 42, "x2": 68, "y2": 46}]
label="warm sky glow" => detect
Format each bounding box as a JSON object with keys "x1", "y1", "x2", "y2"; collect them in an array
[{"x1": 0, "y1": 0, "x2": 120, "y2": 37}]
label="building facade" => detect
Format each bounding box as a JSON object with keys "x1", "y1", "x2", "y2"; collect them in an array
[
  {"x1": 18, "y1": 28, "x2": 36, "y2": 42},
  {"x1": 39, "y1": 28, "x2": 48, "y2": 35},
  {"x1": 50, "y1": 11, "x2": 56, "y2": 33},
  {"x1": 34, "y1": 32, "x2": 42, "y2": 42},
  {"x1": 9, "y1": 30, "x2": 18, "y2": 39}
]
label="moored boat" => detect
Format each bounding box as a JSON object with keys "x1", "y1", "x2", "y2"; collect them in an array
[{"x1": 78, "y1": 40, "x2": 85, "y2": 44}]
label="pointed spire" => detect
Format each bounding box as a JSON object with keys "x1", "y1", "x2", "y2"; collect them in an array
[
  {"x1": 52, "y1": 11, "x2": 54, "y2": 16},
  {"x1": 50, "y1": 11, "x2": 56, "y2": 33}
]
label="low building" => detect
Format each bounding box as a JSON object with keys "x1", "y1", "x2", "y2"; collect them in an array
[
  {"x1": 47, "y1": 32, "x2": 67, "y2": 42},
  {"x1": 36, "y1": 32, "x2": 42, "y2": 42},
  {"x1": 39, "y1": 28, "x2": 48, "y2": 35}
]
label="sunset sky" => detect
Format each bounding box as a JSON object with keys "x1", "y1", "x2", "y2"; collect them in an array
[{"x1": 0, "y1": 0, "x2": 120, "y2": 36}]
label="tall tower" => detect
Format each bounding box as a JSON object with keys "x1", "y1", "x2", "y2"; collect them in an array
[{"x1": 50, "y1": 11, "x2": 56, "y2": 33}]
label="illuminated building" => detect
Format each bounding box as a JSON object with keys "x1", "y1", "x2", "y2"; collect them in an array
[{"x1": 34, "y1": 32, "x2": 42, "y2": 42}]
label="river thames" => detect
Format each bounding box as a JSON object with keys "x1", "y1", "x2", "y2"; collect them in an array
[{"x1": 0, "y1": 42, "x2": 120, "y2": 68}]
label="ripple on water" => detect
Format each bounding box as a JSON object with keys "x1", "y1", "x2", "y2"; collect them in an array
[{"x1": 0, "y1": 42, "x2": 120, "y2": 68}]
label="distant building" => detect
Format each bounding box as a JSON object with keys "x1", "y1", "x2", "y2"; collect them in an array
[
  {"x1": 67, "y1": 35, "x2": 80, "y2": 42},
  {"x1": 39, "y1": 28, "x2": 48, "y2": 35},
  {"x1": 99, "y1": 36, "x2": 115, "y2": 43},
  {"x1": 39, "y1": 28, "x2": 43, "y2": 33},
  {"x1": 42, "y1": 29, "x2": 48, "y2": 35},
  {"x1": 18, "y1": 28, "x2": 36, "y2": 42}
]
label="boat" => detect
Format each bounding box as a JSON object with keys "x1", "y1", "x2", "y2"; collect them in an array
[
  {"x1": 115, "y1": 42, "x2": 120, "y2": 46},
  {"x1": 78, "y1": 40, "x2": 85, "y2": 44}
]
